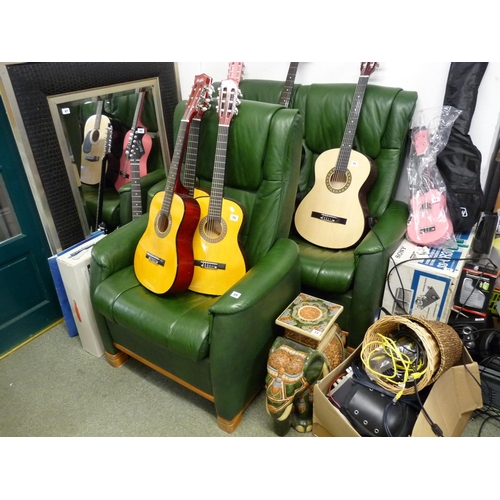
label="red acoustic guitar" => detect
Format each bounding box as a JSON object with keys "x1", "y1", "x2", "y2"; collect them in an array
[
  {"x1": 406, "y1": 127, "x2": 454, "y2": 246},
  {"x1": 134, "y1": 74, "x2": 213, "y2": 294}
]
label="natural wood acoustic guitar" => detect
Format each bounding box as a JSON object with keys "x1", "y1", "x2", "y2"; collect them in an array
[
  {"x1": 133, "y1": 74, "x2": 213, "y2": 294},
  {"x1": 188, "y1": 62, "x2": 247, "y2": 296},
  {"x1": 80, "y1": 99, "x2": 112, "y2": 185},
  {"x1": 294, "y1": 62, "x2": 378, "y2": 249}
]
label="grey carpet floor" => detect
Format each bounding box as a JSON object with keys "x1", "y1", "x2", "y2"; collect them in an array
[{"x1": 1, "y1": 320, "x2": 499, "y2": 437}]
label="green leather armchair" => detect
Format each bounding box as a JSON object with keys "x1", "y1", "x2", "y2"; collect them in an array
[
  {"x1": 238, "y1": 80, "x2": 418, "y2": 347},
  {"x1": 89, "y1": 100, "x2": 304, "y2": 432}
]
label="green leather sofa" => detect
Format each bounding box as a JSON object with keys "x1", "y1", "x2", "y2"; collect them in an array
[
  {"x1": 238, "y1": 79, "x2": 418, "y2": 347},
  {"x1": 89, "y1": 99, "x2": 304, "y2": 432}
]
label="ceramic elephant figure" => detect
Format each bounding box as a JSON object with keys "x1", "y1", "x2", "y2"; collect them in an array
[{"x1": 265, "y1": 337, "x2": 328, "y2": 436}]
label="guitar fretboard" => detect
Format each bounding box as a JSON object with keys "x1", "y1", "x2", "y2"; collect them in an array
[
  {"x1": 336, "y1": 75, "x2": 369, "y2": 174},
  {"x1": 279, "y1": 62, "x2": 299, "y2": 108},
  {"x1": 131, "y1": 159, "x2": 143, "y2": 219},
  {"x1": 208, "y1": 124, "x2": 230, "y2": 220},
  {"x1": 130, "y1": 92, "x2": 146, "y2": 219},
  {"x1": 161, "y1": 120, "x2": 189, "y2": 216},
  {"x1": 182, "y1": 118, "x2": 201, "y2": 197}
]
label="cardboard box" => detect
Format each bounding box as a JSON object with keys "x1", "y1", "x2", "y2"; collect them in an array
[
  {"x1": 47, "y1": 230, "x2": 105, "y2": 338},
  {"x1": 313, "y1": 345, "x2": 483, "y2": 437},
  {"x1": 56, "y1": 234, "x2": 106, "y2": 357},
  {"x1": 382, "y1": 229, "x2": 475, "y2": 322}
]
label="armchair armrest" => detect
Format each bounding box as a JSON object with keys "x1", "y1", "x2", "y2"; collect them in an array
[
  {"x1": 355, "y1": 200, "x2": 409, "y2": 257},
  {"x1": 208, "y1": 237, "x2": 301, "y2": 421},
  {"x1": 209, "y1": 238, "x2": 300, "y2": 316},
  {"x1": 90, "y1": 215, "x2": 147, "y2": 285}
]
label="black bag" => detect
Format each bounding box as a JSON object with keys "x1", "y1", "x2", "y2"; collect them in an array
[{"x1": 436, "y1": 62, "x2": 488, "y2": 233}]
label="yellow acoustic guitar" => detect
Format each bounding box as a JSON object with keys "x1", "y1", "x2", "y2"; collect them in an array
[
  {"x1": 133, "y1": 73, "x2": 213, "y2": 294},
  {"x1": 294, "y1": 62, "x2": 379, "y2": 250},
  {"x1": 189, "y1": 63, "x2": 247, "y2": 296},
  {"x1": 80, "y1": 99, "x2": 112, "y2": 185}
]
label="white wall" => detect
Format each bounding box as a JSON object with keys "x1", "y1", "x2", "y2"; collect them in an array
[{"x1": 176, "y1": 62, "x2": 500, "y2": 202}]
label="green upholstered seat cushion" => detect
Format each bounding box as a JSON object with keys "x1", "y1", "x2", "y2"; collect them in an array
[
  {"x1": 92, "y1": 265, "x2": 218, "y2": 362},
  {"x1": 291, "y1": 234, "x2": 355, "y2": 294}
]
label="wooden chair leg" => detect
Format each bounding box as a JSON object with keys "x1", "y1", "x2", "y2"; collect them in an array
[
  {"x1": 105, "y1": 350, "x2": 129, "y2": 368},
  {"x1": 217, "y1": 413, "x2": 243, "y2": 434}
]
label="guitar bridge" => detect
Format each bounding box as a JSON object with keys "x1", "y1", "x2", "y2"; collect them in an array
[
  {"x1": 84, "y1": 154, "x2": 99, "y2": 162},
  {"x1": 311, "y1": 211, "x2": 347, "y2": 225},
  {"x1": 145, "y1": 252, "x2": 165, "y2": 267}
]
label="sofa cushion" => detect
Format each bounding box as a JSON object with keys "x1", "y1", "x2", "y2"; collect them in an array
[
  {"x1": 291, "y1": 235, "x2": 356, "y2": 294},
  {"x1": 93, "y1": 265, "x2": 218, "y2": 361}
]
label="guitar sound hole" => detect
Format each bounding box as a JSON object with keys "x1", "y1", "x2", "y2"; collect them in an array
[
  {"x1": 155, "y1": 212, "x2": 171, "y2": 238},
  {"x1": 200, "y1": 217, "x2": 227, "y2": 243},
  {"x1": 326, "y1": 168, "x2": 351, "y2": 194},
  {"x1": 420, "y1": 202, "x2": 432, "y2": 213},
  {"x1": 91, "y1": 129, "x2": 100, "y2": 143}
]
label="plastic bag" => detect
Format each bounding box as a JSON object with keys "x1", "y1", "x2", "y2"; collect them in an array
[{"x1": 406, "y1": 106, "x2": 462, "y2": 248}]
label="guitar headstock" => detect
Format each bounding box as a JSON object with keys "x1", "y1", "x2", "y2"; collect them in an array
[
  {"x1": 227, "y1": 62, "x2": 244, "y2": 85},
  {"x1": 360, "y1": 62, "x2": 378, "y2": 76},
  {"x1": 127, "y1": 128, "x2": 146, "y2": 161},
  {"x1": 217, "y1": 77, "x2": 242, "y2": 126},
  {"x1": 183, "y1": 73, "x2": 214, "y2": 122}
]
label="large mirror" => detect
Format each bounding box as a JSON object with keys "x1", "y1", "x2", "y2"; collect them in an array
[
  {"x1": 0, "y1": 62, "x2": 179, "y2": 252},
  {"x1": 48, "y1": 79, "x2": 170, "y2": 234}
]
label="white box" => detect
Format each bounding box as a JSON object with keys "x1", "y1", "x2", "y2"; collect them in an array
[
  {"x1": 382, "y1": 229, "x2": 475, "y2": 322},
  {"x1": 57, "y1": 234, "x2": 106, "y2": 357}
]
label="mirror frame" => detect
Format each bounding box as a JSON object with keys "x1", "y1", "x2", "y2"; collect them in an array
[{"x1": 0, "y1": 62, "x2": 179, "y2": 253}]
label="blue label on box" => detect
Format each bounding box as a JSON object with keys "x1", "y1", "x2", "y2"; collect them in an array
[{"x1": 420, "y1": 247, "x2": 464, "y2": 273}]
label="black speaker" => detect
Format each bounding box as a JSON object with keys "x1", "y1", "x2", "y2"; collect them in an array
[{"x1": 471, "y1": 212, "x2": 498, "y2": 257}]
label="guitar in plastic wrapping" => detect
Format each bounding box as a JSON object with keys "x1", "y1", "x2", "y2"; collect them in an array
[
  {"x1": 279, "y1": 62, "x2": 299, "y2": 108},
  {"x1": 114, "y1": 91, "x2": 152, "y2": 210},
  {"x1": 294, "y1": 62, "x2": 378, "y2": 249},
  {"x1": 134, "y1": 74, "x2": 213, "y2": 294},
  {"x1": 189, "y1": 64, "x2": 247, "y2": 296},
  {"x1": 406, "y1": 127, "x2": 454, "y2": 246},
  {"x1": 80, "y1": 99, "x2": 112, "y2": 185}
]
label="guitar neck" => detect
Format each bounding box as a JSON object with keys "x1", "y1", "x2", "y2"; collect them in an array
[
  {"x1": 130, "y1": 159, "x2": 143, "y2": 220},
  {"x1": 181, "y1": 118, "x2": 201, "y2": 196},
  {"x1": 336, "y1": 75, "x2": 370, "y2": 173},
  {"x1": 208, "y1": 124, "x2": 230, "y2": 219},
  {"x1": 94, "y1": 100, "x2": 104, "y2": 129},
  {"x1": 279, "y1": 62, "x2": 299, "y2": 108},
  {"x1": 161, "y1": 120, "x2": 189, "y2": 215}
]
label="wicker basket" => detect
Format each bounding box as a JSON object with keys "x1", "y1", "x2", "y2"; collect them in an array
[
  {"x1": 361, "y1": 315, "x2": 441, "y2": 396},
  {"x1": 401, "y1": 316, "x2": 463, "y2": 384}
]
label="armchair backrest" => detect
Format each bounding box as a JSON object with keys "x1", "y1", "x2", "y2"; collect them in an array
[
  {"x1": 293, "y1": 83, "x2": 418, "y2": 218},
  {"x1": 173, "y1": 99, "x2": 303, "y2": 268}
]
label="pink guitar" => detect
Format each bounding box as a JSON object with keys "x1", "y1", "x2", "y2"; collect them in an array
[{"x1": 406, "y1": 128, "x2": 454, "y2": 246}]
